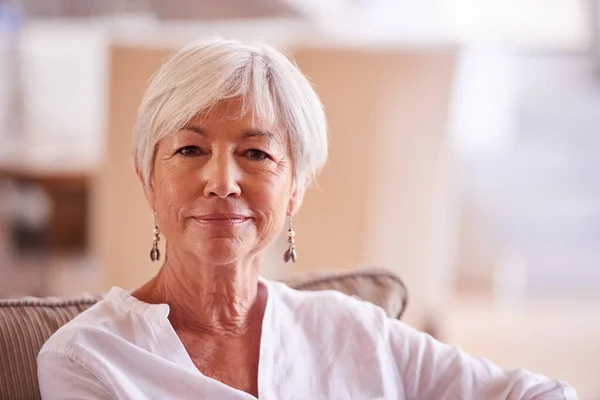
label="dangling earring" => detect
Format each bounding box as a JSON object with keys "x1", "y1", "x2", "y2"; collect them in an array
[
  {"x1": 150, "y1": 213, "x2": 161, "y2": 262},
  {"x1": 283, "y1": 215, "x2": 296, "y2": 263}
]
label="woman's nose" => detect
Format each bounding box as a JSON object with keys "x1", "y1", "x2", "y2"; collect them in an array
[{"x1": 202, "y1": 152, "x2": 242, "y2": 199}]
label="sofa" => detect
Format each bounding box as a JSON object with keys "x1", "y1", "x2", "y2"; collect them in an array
[{"x1": 0, "y1": 267, "x2": 408, "y2": 400}]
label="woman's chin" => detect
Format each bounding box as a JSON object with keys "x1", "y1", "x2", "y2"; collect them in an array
[{"x1": 188, "y1": 238, "x2": 250, "y2": 266}]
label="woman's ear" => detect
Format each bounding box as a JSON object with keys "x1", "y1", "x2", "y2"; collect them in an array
[
  {"x1": 287, "y1": 174, "x2": 310, "y2": 216},
  {"x1": 136, "y1": 164, "x2": 156, "y2": 212}
]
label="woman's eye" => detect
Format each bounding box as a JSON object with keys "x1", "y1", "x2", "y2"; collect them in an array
[
  {"x1": 176, "y1": 146, "x2": 203, "y2": 157},
  {"x1": 244, "y1": 149, "x2": 270, "y2": 161}
]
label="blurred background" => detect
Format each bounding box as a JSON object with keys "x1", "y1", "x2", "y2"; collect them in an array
[{"x1": 0, "y1": 0, "x2": 599, "y2": 398}]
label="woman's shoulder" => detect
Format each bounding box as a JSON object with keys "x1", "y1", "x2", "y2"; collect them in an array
[{"x1": 39, "y1": 286, "x2": 163, "y2": 357}]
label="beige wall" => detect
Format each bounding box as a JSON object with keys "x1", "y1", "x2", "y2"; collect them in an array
[
  {"x1": 93, "y1": 44, "x2": 457, "y2": 328},
  {"x1": 91, "y1": 45, "x2": 174, "y2": 290},
  {"x1": 291, "y1": 48, "x2": 458, "y2": 327}
]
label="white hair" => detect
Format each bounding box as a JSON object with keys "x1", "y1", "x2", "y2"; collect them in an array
[{"x1": 133, "y1": 37, "x2": 328, "y2": 188}]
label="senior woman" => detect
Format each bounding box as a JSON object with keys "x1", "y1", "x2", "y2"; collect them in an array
[{"x1": 38, "y1": 38, "x2": 577, "y2": 400}]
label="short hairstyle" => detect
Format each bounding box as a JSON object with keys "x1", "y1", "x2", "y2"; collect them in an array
[{"x1": 132, "y1": 37, "x2": 328, "y2": 188}]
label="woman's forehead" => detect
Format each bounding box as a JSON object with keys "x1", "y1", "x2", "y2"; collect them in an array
[{"x1": 184, "y1": 98, "x2": 286, "y2": 139}]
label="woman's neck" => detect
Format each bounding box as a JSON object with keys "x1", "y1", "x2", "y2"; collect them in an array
[{"x1": 133, "y1": 251, "x2": 264, "y2": 337}]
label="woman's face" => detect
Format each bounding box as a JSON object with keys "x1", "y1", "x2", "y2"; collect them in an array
[{"x1": 145, "y1": 99, "x2": 299, "y2": 265}]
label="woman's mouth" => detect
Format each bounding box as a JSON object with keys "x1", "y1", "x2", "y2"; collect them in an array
[{"x1": 193, "y1": 214, "x2": 252, "y2": 226}]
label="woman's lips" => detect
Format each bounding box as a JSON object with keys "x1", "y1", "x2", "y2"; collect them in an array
[{"x1": 193, "y1": 214, "x2": 251, "y2": 225}]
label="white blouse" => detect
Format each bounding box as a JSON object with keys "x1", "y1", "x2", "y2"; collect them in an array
[{"x1": 38, "y1": 278, "x2": 578, "y2": 399}]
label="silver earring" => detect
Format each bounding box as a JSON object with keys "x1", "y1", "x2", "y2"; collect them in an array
[
  {"x1": 283, "y1": 216, "x2": 296, "y2": 263},
  {"x1": 150, "y1": 214, "x2": 161, "y2": 262}
]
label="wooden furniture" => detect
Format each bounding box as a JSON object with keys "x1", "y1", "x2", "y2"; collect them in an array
[{"x1": 0, "y1": 166, "x2": 89, "y2": 254}]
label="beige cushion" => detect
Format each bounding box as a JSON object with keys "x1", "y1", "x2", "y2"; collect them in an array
[{"x1": 0, "y1": 267, "x2": 407, "y2": 400}]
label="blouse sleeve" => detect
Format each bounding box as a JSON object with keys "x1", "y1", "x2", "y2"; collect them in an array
[
  {"x1": 386, "y1": 318, "x2": 579, "y2": 400},
  {"x1": 38, "y1": 351, "x2": 114, "y2": 400}
]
